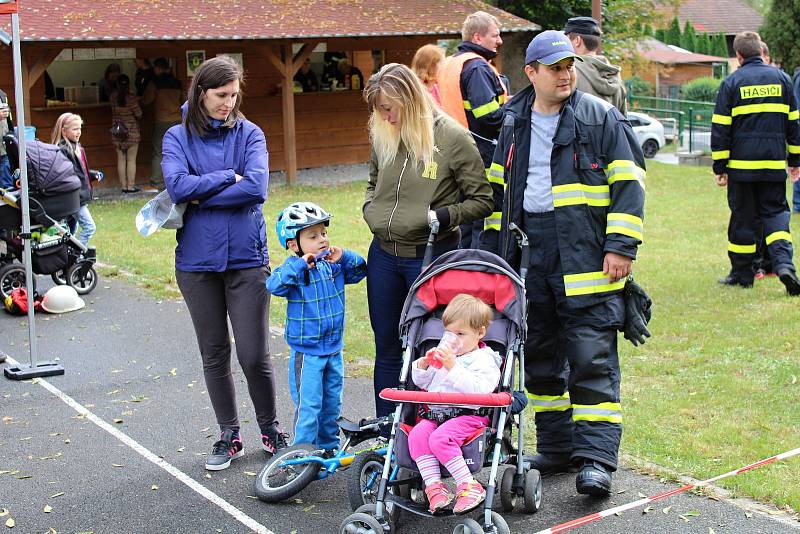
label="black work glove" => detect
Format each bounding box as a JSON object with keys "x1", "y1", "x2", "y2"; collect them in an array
[
  {"x1": 623, "y1": 277, "x2": 652, "y2": 347},
  {"x1": 511, "y1": 391, "x2": 528, "y2": 415}
]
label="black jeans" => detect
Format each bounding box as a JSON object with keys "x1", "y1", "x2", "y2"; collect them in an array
[{"x1": 176, "y1": 266, "x2": 278, "y2": 435}]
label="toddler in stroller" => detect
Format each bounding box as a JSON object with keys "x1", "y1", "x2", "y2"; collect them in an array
[
  {"x1": 0, "y1": 135, "x2": 98, "y2": 300},
  {"x1": 341, "y1": 249, "x2": 542, "y2": 534}
]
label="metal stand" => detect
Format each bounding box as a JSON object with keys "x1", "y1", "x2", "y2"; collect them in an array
[{"x1": 2, "y1": 6, "x2": 64, "y2": 380}]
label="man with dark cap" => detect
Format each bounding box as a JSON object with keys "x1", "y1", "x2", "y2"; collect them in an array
[
  {"x1": 481, "y1": 30, "x2": 645, "y2": 496},
  {"x1": 564, "y1": 16, "x2": 627, "y2": 115}
]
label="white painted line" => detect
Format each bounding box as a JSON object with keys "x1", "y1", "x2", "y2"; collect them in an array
[{"x1": 5, "y1": 356, "x2": 274, "y2": 534}]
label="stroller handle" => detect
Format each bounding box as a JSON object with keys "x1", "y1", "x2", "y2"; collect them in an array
[
  {"x1": 379, "y1": 388, "x2": 512, "y2": 408},
  {"x1": 509, "y1": 222, "x2": 530, "y2": 280},
  {"x1": 420, "y1": 218, "x2": 440, "y2": 268}
]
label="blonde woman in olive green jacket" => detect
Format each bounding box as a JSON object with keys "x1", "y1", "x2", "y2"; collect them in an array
[{"x1": 362, "y1": 63, "x2": 493, "y2": 422}]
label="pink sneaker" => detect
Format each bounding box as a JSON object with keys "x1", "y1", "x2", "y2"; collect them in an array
[
  {"x1": 424, "y1": 481, "x2": 454, "y2": 514},
  {"x1": 453, "y1": 480, "x2": 486, "y2": 514}
]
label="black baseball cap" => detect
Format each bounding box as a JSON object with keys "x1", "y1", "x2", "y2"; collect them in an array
[{"x1": 563, "y1": 16, "x2": 602, "y2": 37}]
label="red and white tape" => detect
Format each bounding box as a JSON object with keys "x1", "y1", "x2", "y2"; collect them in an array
[{"x1": 534, "y1": 447, "x2": 800, "y2": 534}]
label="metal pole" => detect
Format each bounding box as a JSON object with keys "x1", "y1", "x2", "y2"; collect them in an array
[
  {"x1": 11, "y1": 11, "x2": 37, "y2": 367},
  {"x1": 688, "y1": 108, "x2": 694, "y2": 153}
]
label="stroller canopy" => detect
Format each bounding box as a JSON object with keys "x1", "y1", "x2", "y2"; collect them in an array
[
  {"x1": 399, "y1": 249, "x2": 526, "y2": 333},
  {"x1": 3, "y1": 135, "x2": 80, "y2": 196}
]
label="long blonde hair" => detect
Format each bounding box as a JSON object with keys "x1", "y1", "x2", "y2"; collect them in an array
[
  {"x1": 364, "y1": 63, "x2": 436, "y2": 169},
  {"x1": 51, "y1": 112, "x2": 83, "y2": 147}
]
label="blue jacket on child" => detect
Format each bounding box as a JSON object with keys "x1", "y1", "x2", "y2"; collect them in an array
[{"x1": 268, "y1": 249, "x2": 367, "y2": 355}]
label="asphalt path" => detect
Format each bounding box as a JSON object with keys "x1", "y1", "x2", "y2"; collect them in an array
[{"x1": 1, "y1": 277, "x2": 798, "y2": 534}]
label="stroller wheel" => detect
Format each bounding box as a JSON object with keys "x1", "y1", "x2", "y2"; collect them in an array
[
  {"x1": 66, "y1": 262, "x2": 98, "y2": 295},
  {"x1": 354, "y1": 504, "x2": 395, "y2": 533},
  {"x1": 453, "y1": 518, "x2": 482, "y2": 534},
  {"x1": 339, "y1": 511, "x2": 390, "y2": 534},
  {"x1": 51, "y1": 269, "x2": 67, "y2": 286},
  {"x1": 253, "y1": 444, "x2": 321, "y2": 503},
  {"x1": 347, "y1": 452, "x2": 401, "y2": 525},
  {"x1": 499, "y1": 467, "x2": 518, "y2": 512},
  {"x1": 0, "y1": 263, "x2": 32, "y2": 300},
  {"x1": 523, "y1": 469, "x2": 542, "y2": 513},
  {"x1": 468, "y1": 511, "x2": 510, "y2": 534}
]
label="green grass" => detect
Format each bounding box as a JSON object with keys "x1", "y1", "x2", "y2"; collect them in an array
[{"x1": 90, "y1": 163, "x2": 800, "y2": 510}]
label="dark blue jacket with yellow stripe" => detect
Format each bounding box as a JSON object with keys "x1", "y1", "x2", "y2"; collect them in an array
[
  {"x1": 711, "y1": 56, "x2": 800, "y2": 181},
  {"x1": 480, "y1": 85, "x2": 645, "y2": 308}
]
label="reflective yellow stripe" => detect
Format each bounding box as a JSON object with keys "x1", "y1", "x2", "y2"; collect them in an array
[
  {"x1": 788, "y1": 145, "x2": 800, "y2": 155},
  {"x1": 469, "y1": 98, "x2": 501, "y2": 119},
  {"x1": 487, "y1": 162, "x2": 504, "y2": 184},
  {"x1": 606, "y1": 159, "x2": 646, "y2": 189},
  {"x1": 712, "y1": 150, "x2": 730, "y2": 160},
  {"x1": 563, "y1": 271, "x2": 625, "y2": 297},
  {"x1": 731, "y1": 103, "x2": 789, "y2": 117},
  {"x1": 528, "y1": 392, "x2": 571, "y2": 413},
  {"x1": 739, "y1": 84, "x2": 781, "y2": 99},
  {"x1": 789, "y1": 110, "x2": 799, "y2": 121},
  {"x1": 572, "y1": 402, "x2": 622, "y2": 424},
  {"x1": 766, "y1": 231, "x2": 792, "y2": 245},
  {"x1": 484, "y1": 212, "x2": 502, "y2": 231},
  {"x1": 712, "y1": 114, "x2": 732, "y2": 125},
  {"x1": 463, "y1": 100, "x2": 472, "y2": 110},
  {"x1": 728, "y1": 159, "x2": 786, "y2": 170},
  {"x1": 728, "y1": 242, "x2": 756, "y2": 254},
  {"x1": 607, "y1": 212, "x2": 643, "y2": 241},
  {"x1": 552, "y1": 183, "x2": 610, "y2": 207}
]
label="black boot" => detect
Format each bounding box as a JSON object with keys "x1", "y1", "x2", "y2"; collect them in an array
[
  {"x1": 576, "y1": 459, "x2": 612, "y2": 497},
  {"x1": 778, "y1": 269, "x2": 800, "y2": 296},
  {"x1": 524, "y1": 452, "x2": 573, "y2": 474},
  {"x1": 718, "y1": 274, "x2": 753, "y2": 288}
]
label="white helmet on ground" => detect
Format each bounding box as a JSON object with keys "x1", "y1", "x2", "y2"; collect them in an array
[{"x1": 42, "y1": 285, "x2": 86, "y2": 314}]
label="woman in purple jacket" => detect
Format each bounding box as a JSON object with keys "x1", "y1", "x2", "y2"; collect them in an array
[{"x1": 162, "y1": 56, "x2": 286, "y2": 471}]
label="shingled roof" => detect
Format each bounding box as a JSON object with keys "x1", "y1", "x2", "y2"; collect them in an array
[
  {"x1": 658, "y1": 0, "x2": 763, "y2": 35},
  {"x1": 637, "y1": 38, "x2": 727, "y2": 65},
  {"x1": 12, "y1": 0, "x2": 538, "y2": 42}
]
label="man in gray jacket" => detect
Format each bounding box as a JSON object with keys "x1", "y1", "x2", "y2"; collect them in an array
[{"x1": 564, "y1": 17, "x2": 627, "y2": 115}]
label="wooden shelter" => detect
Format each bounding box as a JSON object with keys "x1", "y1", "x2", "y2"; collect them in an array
[{"x1": 0, "y1": 0, "x2": 536, "y2": 187}]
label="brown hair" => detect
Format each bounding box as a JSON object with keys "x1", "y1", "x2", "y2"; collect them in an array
[
  {"x1": 568, "y1": 32, "x2": 601, "y2": 52},
  {"x1": 733, "y1": 31, "x2": 762, "y2": 59},
  {"x1": 442, "y1": 294, "x2": 492, "y2": 332},
  {"x1": 184, "y1": 56, "x2": 245, "y2": 137},
  {"x1": 461, "y1": 11, "x2": 500, "y2": 42},
  {"x1": 411, "y1": 44, "x2": 445, "y2": 85}
]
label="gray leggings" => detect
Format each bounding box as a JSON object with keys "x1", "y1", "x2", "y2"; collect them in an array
[{"x1": 176, "y1": 266, "x2": 278, "y2": 434}]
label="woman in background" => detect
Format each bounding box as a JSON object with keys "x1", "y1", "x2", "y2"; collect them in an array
[
  {"x1": 411, "y1": 44, "x2": 445, "y2": 107},
  {"x1": 110, "y1": 74, "x2": 143, "y2": 193}
]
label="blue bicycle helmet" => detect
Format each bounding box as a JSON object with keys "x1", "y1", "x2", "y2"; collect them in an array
[{"x1": 275, "y1": 202, "x2": 332, "y2": 249}]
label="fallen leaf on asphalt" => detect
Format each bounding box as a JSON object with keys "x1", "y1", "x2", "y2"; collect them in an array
[
  {"x1": 684, "y1": 510, "x2": 701, "y2": 517},
  {"x1": 46, "y1": 529, "x2": 56, "y2": 534},
  {"x1": 243, "y1": 471, "x2": 257, "y2": 477},
  {"x1": 200, "y1": 427, "x2": 210, "y2": 432},
  {"x1": 303, "y1": 505, "x2": 315, "y2": 512},
  {"x1": 121, "y1": 411, "x2": 133, "y2": 416},
  {"x1": 766, "y1": 509, "x2": 785, "y2": 515},
  {"x1": 112, "y1": 464, "x2": 124, "y2": 468},
  {"x1": 745, "y1": 511, "x2": 753, "y2": 518},
  {"x1": 113, "y1": 419, "x2": 123, "y2": 424},
  {"x1": 48, "y1": 433, "x2": 60, "y2": 437},
  {"x1": 246, "y1": 495, "x2": 258, "y2": 500},
  {"x1": 204, "y1": 473, "x2": 211, "y2": 479},
  {"x1": 662, "y1": 506, "x2": 672, "y2": 514},
  {"x1": 177, "y1": 447, "x2": 185, "y2": 453},
  {"x1": 106, "y1": 389, "x2": 119, "y2": 395},
  {"x1": 169, "y1": 368, "x2": 177, "y2": 376},
  {"x1": 709, "y1": 528, "x2": 716, "y2": 534},
  {"x1": 642, "y1": 506, "x2": 653, "y2": 514},
  {"x1": 19, "y1": 437, "x2": 32, "y2": 441},
  {"x1": 43, "y1": 505, "x2": 52, "y2": 513},
  {"x1": 0, "y1": 509, "x2": 7, "y2": 517},
  {"x1": 49, "y1": 492, "x2": 64, "y2": 498},
  {"x1": 637, "y1": 492, "x2": 646, "y2": 498},
  {"x1": 151, "y1": 485, "x2": 158, "y2": 490},
  {"x1": 5, "y1": 517, "x2": 14, "y2": 528},
  {"x1": 187, "y1": 383, "x2": 194, "y2": 388},
  {"x1": 293, "y1": 498, "x2": 303, "y2": 504},
  {"x1": 15, "y1": 475, "x2": 32, "y2": 479},
  {"x1": 63, "y1": 439, "x2": 70, "y2": 444}
]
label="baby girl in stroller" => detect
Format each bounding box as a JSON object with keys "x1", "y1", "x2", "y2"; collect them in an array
[{"x1": 410, "y1": 293, "x2": 500, "y2": 515}]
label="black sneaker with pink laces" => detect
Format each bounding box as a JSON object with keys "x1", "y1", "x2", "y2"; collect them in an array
[
  {"x1": 261, "y1": 427, "x2": 290, "y2": 457},
  {"x1": 205, "y1": 429, "x2": 243, "y2": 471}
]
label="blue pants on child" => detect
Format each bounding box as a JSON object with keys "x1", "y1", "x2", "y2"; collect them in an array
[{"x1": 288, "y1": 349, "x2": 343, "y2": 450}]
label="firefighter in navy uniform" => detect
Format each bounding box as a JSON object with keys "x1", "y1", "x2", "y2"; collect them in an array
[
  {"x1": 439, "y1": 10, "x2": 508, "y2": 248},
  {"x1": 481, "y1": 31, "x2": 645, "y2": 496},
  {"x1": 712, "y1": 31, "x2": 800, "y2": 295}
]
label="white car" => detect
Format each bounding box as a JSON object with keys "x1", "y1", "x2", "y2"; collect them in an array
[{"x1": 627, "y1": 111, "x2": 666, "y2": 159}]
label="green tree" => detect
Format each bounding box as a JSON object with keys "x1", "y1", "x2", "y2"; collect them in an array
[
  {"x1": 681, "y1": 21, "x2": 697, "y2": 52},
  {"x1": 713, "y1": 33, "x2": 729, "y2": 57},
  {"x1": 642, "y1": 24, "x2": 654, "y2": 37},
  {"x1": 655, "y1": 28, "x2": 666, "y2": 42},
  {"x1": 665, "y1": 16, "x2": 682, "y2": 46},
  {"x1": 496, "y1": 0, "x2": 591, "y2": 31},
  {"x1": 695, "y1": 33, "x2": 712, "y2": 55},
  {"x1": 761, "y1": 0, "x2": 800, "y2": 74}
]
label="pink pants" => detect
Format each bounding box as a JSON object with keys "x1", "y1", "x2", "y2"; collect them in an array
[{"x1": 408, "y1": 415, "x2": 489, "y2": 465}]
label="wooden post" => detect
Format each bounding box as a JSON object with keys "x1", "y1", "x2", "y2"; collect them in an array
[
  {"x1": 281, "y1": 43, "x2": 298, "y2": 185},
  {"x1": 592, "y1": 0, "x2": 602, "y2": 28}
]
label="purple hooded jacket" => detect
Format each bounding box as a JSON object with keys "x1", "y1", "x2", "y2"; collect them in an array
[{"x1": 162, "y1": 104, "x2": 269, "y2": 272}]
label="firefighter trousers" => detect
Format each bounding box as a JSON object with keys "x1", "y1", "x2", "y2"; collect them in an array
[
  {"x1": 522, "y1": 211, "x2": 625, "y2": 470},
  {"x1": 727, "y1": 180, "x2": 795, "y2": 281}
]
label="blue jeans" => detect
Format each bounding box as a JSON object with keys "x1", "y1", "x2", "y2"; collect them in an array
[
  {"x1": 793, "y1": 180, "x2": 800, "y2": 213},
  {"x1": 367, "y1": 239, "x2": 445, "y2": 419},
  {"x1": 0, "y1": 155, "x2": 12, "y2": 189},
  {"x1": 288, "y1": 349, "x2": 343, "y2": 450},
  {"x1": 68, "y1": 204, "x2": 96, "y2": 246}
]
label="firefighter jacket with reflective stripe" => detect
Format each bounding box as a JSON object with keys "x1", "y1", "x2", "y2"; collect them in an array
[
  {"x1": 711, "y1": 56, "x2": 800, "y2": 181},
  {"x1": 481, "y1": 86, "x2": 646, "y2": 308},
  {"x1": 438, "y1": 41, "x2": 508, "y2": 166}
]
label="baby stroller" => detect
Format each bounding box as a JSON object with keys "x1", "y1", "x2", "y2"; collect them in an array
[
  {"x1": 0, "y1": 135, "x2": 98, "y2": 300},
  {"x1": 340, "y1": 246, "x2": 542, "y2": 534}
]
